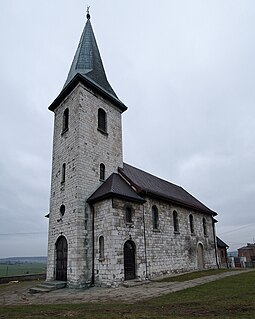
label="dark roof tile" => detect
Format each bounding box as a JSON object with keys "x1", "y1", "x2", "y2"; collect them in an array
[
  {"x1": 217, "y1": 236, "x2": 229, "y2": 248},
  {"x1": 64, "y1": 18, "x2": 117, "y2": 98},
  {"x1": 49, "y1": 17, "x2": 127, "y2": 113},
  {"x1": 119, "y1": 163, "x2": 217, "y2": 216},
  {"x1": 87, "y1": 173, "x2": 145, "y2": 204}
]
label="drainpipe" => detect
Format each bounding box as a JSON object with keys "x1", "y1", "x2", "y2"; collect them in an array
[
  {"x1": 226, "y1": 247, "x2": 229, "y2": 269},
  {"x1": 212, "y1": 217, "x2": 219, "y2": 269},
  {"x1": 91, "y1": 205, "x2": 95, "y2": 285},
  {"x1": 142, "y1": 204, "x2": 148, "y2": 279}
]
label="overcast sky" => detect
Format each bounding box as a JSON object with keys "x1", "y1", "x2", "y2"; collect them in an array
[{"x1": 0, "y1": 0, "x2": 255, "y2": 258}]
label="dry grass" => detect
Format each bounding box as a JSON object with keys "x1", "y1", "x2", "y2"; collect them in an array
[
  {"x1": 0, "y1": 270, "x2": 254, "y2": 319},
  {"x1": 156, "y1": 268, "x2": 236, "y2": 282}
]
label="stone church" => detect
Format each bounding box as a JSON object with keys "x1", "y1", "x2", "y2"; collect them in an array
[{"x1": 46, "y1": 12, "x2": 218, "y2": 288}]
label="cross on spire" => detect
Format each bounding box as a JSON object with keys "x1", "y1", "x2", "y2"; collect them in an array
[{"x1": 86, "y1": 6, "x2": 90, "y2": 20}]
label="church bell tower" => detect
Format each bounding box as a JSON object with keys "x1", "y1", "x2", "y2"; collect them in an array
[{"x1": 46, "y1": 11, "x2": 127, "y2": 287}]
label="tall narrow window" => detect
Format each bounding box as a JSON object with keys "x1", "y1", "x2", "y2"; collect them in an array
[
  {"x1": 62, "y1": 108, "x2": 69, "y2": 133},
  {"x1": 189, "y1": 214, "x2": 194, "y2": 234},
  {"x1": 152, "y1": 205, "x2": 159, "y2": 230},
  {"x1": 98, "y1": 108, "x2": 107, "y2": 133},
  {"x1": 60, "y1": 204, "x2": 65, "y2": 217},
  {"x1": 126, "y1": 206, "x2": 132, "y2": 223},
  {"x1": 203, "y1": 218, "x2": 207, "y2": 236},
  {"x1": 99, "y1": 236, "x2": 104, "y2": 259},
  {"x1": 61, "y1": 163, "x2": 66, "y2": 184},
  {"x1": 99, "y1": 163, "x2": 105, "y2": 181},
  {"x1": 173, "y1": 210, "x2": 179, "y2": 233}
]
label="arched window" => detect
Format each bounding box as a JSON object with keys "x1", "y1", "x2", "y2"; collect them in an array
[
  {"x1": 99, "y1": 163, "x2": 105, "y2": 181},
  {"x1": 61, "y1": 163, "x2": 66, "y2": 184},
  {"x1": 203, "y1": 217, "x2": 207, "y2": 236},
  {"x1": 62, "y1": 108, "x2": 69, "y2": 133},
  {"x1": 99, "y1": 236, "x2": 104, "y2": 259},
  {"x1": 173, "y1": 210, "x2": 179, "y2": 233},
  {"x1": 98, "y1": 108, "x2": 107, "y2": 133},
  {"x1": 189, "y1": 214, "x2": 194, "y2": 234},
  {"x1": 152, "y1": 205, "x2": 159, "y2": 230},
  {"x1": 126, "y1": 206, "x2": 132, "y2": 223}
]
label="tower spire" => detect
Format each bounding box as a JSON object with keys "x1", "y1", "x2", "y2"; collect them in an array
[
  {"x1": 63, "y1": 9, "x2": 118, "y2": 99},
  {"x1": 49, "y1": 10, "x2": 127, "y2": 112}
]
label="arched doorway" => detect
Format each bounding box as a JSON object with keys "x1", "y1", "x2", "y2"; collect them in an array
[
  {"x1": 197, "y1": 243, "x2": 204, "y2": 270},
  {"x1": 124, "y1": 240, "x2": 136, "y2": 280},
  {"x1": 56, "y1": 236, "x2": 68, "y2": 281}
]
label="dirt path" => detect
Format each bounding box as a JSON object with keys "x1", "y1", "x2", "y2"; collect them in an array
[{"x1": 0, "y1": 269, "x2": 253, "y2": 306}]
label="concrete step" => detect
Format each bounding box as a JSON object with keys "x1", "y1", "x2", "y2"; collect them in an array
[
  {"x1": 43, "y1": 280, "x2": 67, "y2": 289},
  {"x1": 29, "y1": 286, "x2": 52, "y2": 294},
  {"x1": 29, "y1": 280, "x2": 66, "y2": 294}
]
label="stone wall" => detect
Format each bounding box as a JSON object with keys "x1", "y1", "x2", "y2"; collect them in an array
[
  {"x1": 143, "y1": 198, "x2": 216, "y2": 277},
  {"x1": 93, "y1": 198, "x2": 146, "y2": 287},
  {"x1": 93, "y1": 196, "x2": 217, "y2": 286},
  {"x1": 47, "y1": 82, "x2": 216, "y2": 288},
  {"x1": 0, "y1": 273, "x2": 46, "y2": 284},
  {"x1": 47, "y1": 83, "x2": 123, "y2": 287}
]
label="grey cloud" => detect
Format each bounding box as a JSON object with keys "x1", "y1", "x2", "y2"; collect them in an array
[{"x1": 0, "y1": 0, "x2": 254, "y2": 256}]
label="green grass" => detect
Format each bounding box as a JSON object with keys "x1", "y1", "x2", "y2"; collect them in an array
[
  {"x1": 0, "y1": 271, "x2": 254, "y2": 319},
  {"x1": 156, "y1": 268, "x2": 237, "y2": 282},
  {"x1": 0, "y1": 263, "x2": 46, "y2": 277}
]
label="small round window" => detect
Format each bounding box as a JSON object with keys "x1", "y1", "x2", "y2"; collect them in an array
[{"x1": 60, "y1": 204, "x2": 65, "y2": 216}]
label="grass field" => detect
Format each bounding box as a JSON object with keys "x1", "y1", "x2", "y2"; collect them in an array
[
  {"x1": 0, "y1": 270, "x2": 254, "y2": 318},
  {"x1": 157, "y1": 268, "x2": 236, "y2": 282},
  {"x1": 0, "y1": 263, "x2": 46, "y2": 277}
]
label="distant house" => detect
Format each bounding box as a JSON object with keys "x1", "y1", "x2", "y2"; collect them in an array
[
  {"x1": 217, "y1": 237, "x2": 229, "y2": 268},
  {"x1": 238, "y1": 243, "x2": 255, "y2": 263}
]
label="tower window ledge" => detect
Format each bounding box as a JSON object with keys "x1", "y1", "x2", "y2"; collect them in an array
[
  {"x1": 126, "y1": 222, "x2": 134, "y2": 227},
  {"x1": 97, "y1": 128, "x2": 108, "y2": 136},
  {"x1": 61, "y1": 128, "x2": 69, "y2": 136}
]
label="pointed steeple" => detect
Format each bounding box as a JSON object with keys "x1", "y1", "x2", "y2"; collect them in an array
[
  {"x1": 64, "y1": 12, "x2": 117, "y2": 98},
  {"x1": 49, "y1": 11, "x2": 127, "y2": 113}
]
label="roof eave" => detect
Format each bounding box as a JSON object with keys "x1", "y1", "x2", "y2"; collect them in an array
[
  {"x1": 87, "y1": 192, "x2": 145, "y2": 205},
  {"x1": 48, "y1": 73, "x2": 127, "y2": 113}
]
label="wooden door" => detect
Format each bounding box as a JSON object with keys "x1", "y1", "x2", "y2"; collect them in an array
[
  {"x1": 124, "y1": 240, "x2": 136, "y2": 280},
  {"x1": 56, "y1": 236, "x2": 68, "y2": 281}
]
